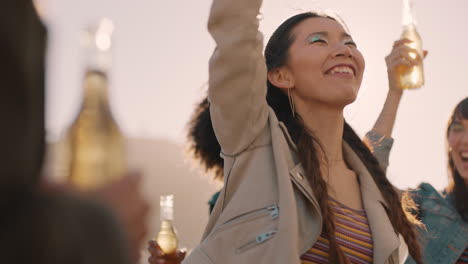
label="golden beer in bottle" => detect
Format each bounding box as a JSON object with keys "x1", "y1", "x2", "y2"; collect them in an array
[
  {"x1": 156, "y1": 195, "x2": 179, "y2": 255},
  {"x1": 398, "y1": 0, "x2": 424, "y2": 89},
  {"x1": 62, "y1": 18, "x2": 125, "y2": 190}
]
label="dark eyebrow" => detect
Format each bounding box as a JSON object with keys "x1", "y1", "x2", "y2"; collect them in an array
[
  {"x1": 304, "y1": 31, "x2": 353, "y2": 42},
  {"x1": 342, "y1": 32, "x2": 352, "y2": 39}
]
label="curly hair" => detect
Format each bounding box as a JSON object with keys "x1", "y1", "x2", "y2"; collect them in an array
[{"x1": 187, "y1": 97, "x2": 224, "y2": 181}]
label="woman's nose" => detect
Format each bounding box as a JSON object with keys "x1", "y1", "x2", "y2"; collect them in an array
[{"x1": 332, "y1": 43, "x2": 353, "y2": 58}]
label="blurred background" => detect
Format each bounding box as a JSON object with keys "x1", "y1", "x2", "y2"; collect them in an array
[{"x1": 35, "y1": 0, "x2": 467, "y2": 256}]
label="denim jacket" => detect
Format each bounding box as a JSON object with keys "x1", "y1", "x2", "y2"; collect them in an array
[
  {"x1": 365, "y1": 131, "x2": 468, "y2": 264},
  {"x1": 405, "y1": 183, "x2": 468, "y2": 264}
]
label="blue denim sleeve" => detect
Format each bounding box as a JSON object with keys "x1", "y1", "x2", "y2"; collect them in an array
[{"x1": 364, "y1": 130, "x2": 394, "y2": 172}]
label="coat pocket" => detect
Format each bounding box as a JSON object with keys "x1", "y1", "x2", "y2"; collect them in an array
[
  {"x1": 200, "y1": 204, "x2": 280, "y2": 262},
  {"x1": 235, "y1": 229, "x2": 278, "y2": 254},
  {"x1": 210, "y1": 204, "x2": 279, "y2": 237}
]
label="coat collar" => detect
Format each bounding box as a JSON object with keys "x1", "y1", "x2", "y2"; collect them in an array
[
  {"x1": 343, "y1": 142, "x2": 401, "y2": 264},
  {"x1": 342, "y1": 142, "x2": 388, "y2": 207},
  {"x1": 279, "y1": 121, "x2": 402, "y2": 263}
]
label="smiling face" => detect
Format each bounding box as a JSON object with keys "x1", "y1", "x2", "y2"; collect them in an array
[
  {"x1": 274, "y1": 17, "x2": 365, "y2": 109},
  {"x1": 448, "y1": 114, "x2": 468, "y2": 185}
]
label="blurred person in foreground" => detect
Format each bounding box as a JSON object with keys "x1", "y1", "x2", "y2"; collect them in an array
[{"x1": 0, "y1": 0, "x2": 149, "y2": 263}]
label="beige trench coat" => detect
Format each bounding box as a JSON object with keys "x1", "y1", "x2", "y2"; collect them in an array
[{"x1": 183, "y1": 0, "x2": 407, "y2": 263}]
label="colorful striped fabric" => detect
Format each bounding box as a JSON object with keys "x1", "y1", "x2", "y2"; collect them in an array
[
  {"x1": 457, "y1": 247, "x2": 468, "y2": 263},
  {"x1": 301, "y1": 198, "x2": 373, "y2": 264}
]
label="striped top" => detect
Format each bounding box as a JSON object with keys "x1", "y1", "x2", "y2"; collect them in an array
[
  {"x1": 301, "y1": 198, "x2": 373, "y2": 264},
  {"x1": 457, "y1": 248, "x2": 468, "y2": 263}
]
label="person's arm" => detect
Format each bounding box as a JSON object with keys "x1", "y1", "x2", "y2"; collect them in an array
[
  {"x1": 365, "y1": 39, "x2": 427, "y2": 171},
  {"x1": 207, "y1": 0, "x2": 268, "y2": 156},
  {"x1": 370, "y1": 90, "x2": 403, "y2": 138},
  {"x1": 370, "y1": 38, "x2": 426, "y2": 137},
  {"x1": 90, "y1": 172, "x2": 149, "y2": 263},
  {"x1": 41, "y1": 172, "x2": 150, "y2": 263}
]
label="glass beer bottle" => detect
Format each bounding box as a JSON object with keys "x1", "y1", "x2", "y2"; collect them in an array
[
  {"x1": 62, "y1": 18, "x2": 126, "y2": 190},
  {"x1": 156, "y1": 195, "x2": 179, "y2": 255},
  {"x1": 398, "y1": 0, "x2": 425, "y2": 89}
]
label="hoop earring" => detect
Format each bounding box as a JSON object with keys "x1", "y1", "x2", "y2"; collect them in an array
[{"x1": 288, "y1": 88, "x2": 295, "y2": 118}]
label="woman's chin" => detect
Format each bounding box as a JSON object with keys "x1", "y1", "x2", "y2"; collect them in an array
[
  {"x1": 334, "y1": 93, "x2": 358, "y2": 108},
  {"x1": 334, "y1": 86, "x2": 359, "y2": 105}
]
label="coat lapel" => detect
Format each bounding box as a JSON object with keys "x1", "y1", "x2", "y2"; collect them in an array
[
  {"x1": 343, "y1": 143, "x2": 401, "y2": 264},
  {"x1": 279, "y1": 120, "x2": 402, "y2": 263}
]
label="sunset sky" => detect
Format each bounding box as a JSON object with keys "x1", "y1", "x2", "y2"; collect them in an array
[{"x1": 37, "y1": 0, "x2": 467, "y2": 190}]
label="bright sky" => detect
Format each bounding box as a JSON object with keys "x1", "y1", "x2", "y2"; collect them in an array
[{"x1": 37, "y1": 0, "x2": 467, "y2": 190}]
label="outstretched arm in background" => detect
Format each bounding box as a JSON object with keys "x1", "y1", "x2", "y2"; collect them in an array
[{"x1": 365, "y1": 39, "x2": 428, "y2": 170}]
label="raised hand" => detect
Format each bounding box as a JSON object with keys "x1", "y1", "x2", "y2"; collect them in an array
[
  {"x1": 385, "y1": 38, "x2": 428, "y2": 92},
  {"x1": 147, "y1": 240, "x2": 187, "y2": 264},
  {"x1": 93, "y1": 172, "x2": 150, "y2": 263}
]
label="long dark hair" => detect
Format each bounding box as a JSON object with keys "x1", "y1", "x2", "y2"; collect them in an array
[
  {"x1": 187, "y1": 12, "x2": 423, "y2": 264},
  {"x1": 446, "y1": 97, "x2": 468, "y2": 221}
]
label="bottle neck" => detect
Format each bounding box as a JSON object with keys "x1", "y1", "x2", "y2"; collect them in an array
[
  {"x1": 159, "y1": 219, "x2": 175, "y2": 230},
  {"x1": 160, "y1": 205, "x2": 174, "y2": 221},
  {"x1": 402, "y1": 23, "x2": 417, "y2": 34},
  {"x1": 80, "y1": 19, "x2": 114, "y2": 111},
  {"x1": 82, "y1": 70, "x2": 110, "y2": 110},
  {"x1": 402, "y1": 0, "x2": 417, "y2": 26}
]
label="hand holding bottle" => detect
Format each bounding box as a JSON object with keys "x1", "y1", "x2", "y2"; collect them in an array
[
  {"x1": 147, "y1": 195, "x2": 185, "y2": 264},
  {"x1": 40, "y1": 171, "x2": 150, "y2": 263},
  {"x1": 369, "y1": 39, "x2": 428, "y2": 140},
  {"x1": 385, "y1": 38, "x2": 428, "y2": 92},
  {"x1": 147, "y1": 240, "x2": 186, "y2": 264},
  {"x1": 91, "y1": 172, "x2": 150, "y2": 263},
  {"x1": 393, "y1": 0, "x2": 427, "y2": 90}
]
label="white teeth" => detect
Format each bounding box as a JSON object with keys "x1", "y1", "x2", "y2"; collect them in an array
[
  {"x1": 461, "y1": 152, "x2": 468, "y2": 159},
  {"x1": 330, "y1": 66, "x2": 353, "y2": 75}
]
